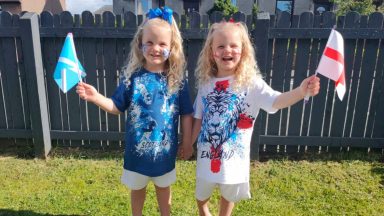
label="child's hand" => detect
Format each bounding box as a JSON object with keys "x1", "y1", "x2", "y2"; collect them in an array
[
  {"x1": 76, "y1": 82, "x2": 98, "y2": 102},
  {"x1": 179, "y1": 143, "x2": 194, "y2": 160},
  {"x1": 300, "y1": 75, "x2": 320, "y2": 97}
]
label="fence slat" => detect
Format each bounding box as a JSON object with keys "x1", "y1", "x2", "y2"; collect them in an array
[
  {"x1": 186, "y1": 12, "x2": 202, "y2": 100},
  {"x1": 371, "y1": 28, "x2": 384, "y2": 142},
  {"x1": 344, "y1": 16, "x2": 367, "y2": 139},
  {"x1": 266, "y1": 11, "x2": 291, "y2": 154},
  {"x1": 60, "y1": 11, "x2": 83, "y2": 147},
  {"x1": 251, "y1": 12, "x2": 270, "y2": 159},
  {"x1": 124, "y1": 11, "x2": 137, "y2": 28},
  {"x1": 103, "y1": 12, "x2": 120, "y2": 149},
  {"x1": 304, "y1": 14, "x2": 322, "y2": 153},
  {"x1": 329, "y1": 12, "x2": 360, "y2": 151},
  {"x1": 351, "y1": 13, "x2": 383, "y2": 140},
  {"x1": 287, "y1": 12, "x2": 313, "y2": 153},
  {"x1": 81, "y1": 11, "x2": 102, "y2": 147},
  {"x1": 41, "y1": 12, "x2": 63, "y2": 148},
  {"x1": 0, "y1": 13, "x2": 12, "y2": 131},
  {"x1": 283, "y1": 15, "x2": 299, "y2": 153}
]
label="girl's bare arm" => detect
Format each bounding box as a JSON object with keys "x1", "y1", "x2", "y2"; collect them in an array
[{"x1": 76, "y1": 82, "x2": 121, "y2": 115}]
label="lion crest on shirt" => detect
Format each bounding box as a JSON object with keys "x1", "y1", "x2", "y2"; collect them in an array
[{"x1": 200, "y1": 80, "x2": 251, "y2": 172}]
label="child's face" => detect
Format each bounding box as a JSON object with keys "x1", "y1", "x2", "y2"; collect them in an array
[
  {"x1": 141, "y1": 22, "x2": 172, "y2": 72},
  {"x1": 211, "y1": 29, "x2": 242, "y2": 76}
]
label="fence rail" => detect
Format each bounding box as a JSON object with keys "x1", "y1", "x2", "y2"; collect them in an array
[{"x1": 0, "y1": 10, "x2": 383, "y2": 159}]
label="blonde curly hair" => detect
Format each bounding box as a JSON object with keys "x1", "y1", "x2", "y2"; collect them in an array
[
  {"x1": 195, "y1": 22, "x2": 261, "y2": 90},
  {"x1": 123, "y1": 17, "x2": 185, "y2": 94}
]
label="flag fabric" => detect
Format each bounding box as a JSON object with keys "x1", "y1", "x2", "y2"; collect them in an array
[
  {"x1": 53, "y1": 33, "x2": 86, "y2": 93},
  {"x1": 316, "y1": 29, "x2": 346, "y2": 101}
]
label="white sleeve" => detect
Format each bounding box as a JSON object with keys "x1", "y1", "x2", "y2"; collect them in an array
[
  {"x1": 251, "y1": 78, "x2": 281, "y2": 114},
  {"x1": 193, "y1": 89, "x2": 203, "y2": 119}
]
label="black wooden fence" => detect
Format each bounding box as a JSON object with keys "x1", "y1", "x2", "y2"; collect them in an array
[{"x1": 0, "y1": 10, "x2": 383, "y2": 159}]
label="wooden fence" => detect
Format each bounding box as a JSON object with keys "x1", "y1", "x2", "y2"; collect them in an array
[{"x1": 0, "y1": 10, "x2": 383, "y2": 159}]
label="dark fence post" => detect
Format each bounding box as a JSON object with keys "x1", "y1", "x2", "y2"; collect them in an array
[
  {"x1": 253, "y1": 12, "x2": 270, "y2": 74},
  {"x1": 251, "y1": 12, "x2": 270, "y2": 160},
  {"x1": 20, "y1": 12, "x2": 51, "y2": 158}
]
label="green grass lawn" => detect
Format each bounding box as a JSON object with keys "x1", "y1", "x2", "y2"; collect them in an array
[{"x1": 0, "y1": 147, "x2": 383, "y2": 216}]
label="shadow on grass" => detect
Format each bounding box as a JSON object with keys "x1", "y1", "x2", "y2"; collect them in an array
[
  {"x1": 0, "y1": 139, "x2": 124, "y2": 160},
  {"x1": 371, "y1": 165, "x2": 384, "y2": 186},
  {"x1": 258, "y1": 148, "x2": 384, "y2": 163},
  {"x1": 0, "y1": 139, "x2": 35, "y2": 159},
  {"x1": 1, "y1": 139, "x2": 382, "y2": 163},
  {"x1": 0, "y1": 209, "x2": 82, "y2": 216}
]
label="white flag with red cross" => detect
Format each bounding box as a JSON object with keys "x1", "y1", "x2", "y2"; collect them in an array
[{"x1": 316, "y1": 29, "x2": 346, "y2": 101}]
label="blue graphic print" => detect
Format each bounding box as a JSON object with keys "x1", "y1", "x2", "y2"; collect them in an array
[{"x1": 111, "y1": 69, "x2": 193, "y2": 177}]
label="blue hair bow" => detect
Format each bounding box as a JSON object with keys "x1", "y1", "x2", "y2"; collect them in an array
[{"x1": 148, "y1": 6, "x2": 173, "y2": 25}]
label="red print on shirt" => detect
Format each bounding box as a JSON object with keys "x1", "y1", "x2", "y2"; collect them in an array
[
  {"x1": 237, "y1": 113, "x2": 254, "y2": 129},
  {"x1": 215, "y1": 80, "x2": 230, "y2": 92},
  {"x1": 210, "y1": 145, "x2": 222, "y2": 173}
]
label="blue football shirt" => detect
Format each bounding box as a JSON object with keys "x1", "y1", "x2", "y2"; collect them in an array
[{"x1": 111, "y1": 68, "x2": 193, "y2": 177}]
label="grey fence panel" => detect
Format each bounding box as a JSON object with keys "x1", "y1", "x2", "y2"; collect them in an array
[
  {"x1": 1, "y1": 11, "x2": 383, "y2": 158},
  {"x1": 13, "y1": 14, "x2": 32, "y2": 147},
  {"x1": 371, "y1": 24, "x2": 384, "y2": 140},
  {"x1": 0, "y1": 38, "x2": 6, "y2": 130},
  {"x1": 81, "y1": 11, "x2": 101, "y2": 147},
  {"x1": 103, "y1": 11, "x2": 120, "y2": 149},
  {"x1": 250, "y1": 13, "x2": 270, "y2": 160},
  {"x1": 0, "y1": 12, "x2": 25, "y2": 131},
  {"x1": 319, "y1": 12, "x2": 337, "y2": 152},
  {"x1": 345, "y1": 15, "x2": 368, "y2": 139},
  {"x1": 116, "y1": 36, "x2": 126, "y2": 137},
  {"x1": 369, "y1": 40, "x2": 384, "y2": 153},
  {"x1": 329, "y1": 12, "x2": 360, "y2": 150},
  {"x1": 62, "y1": 12, "x2": 83, "y2": 147},
  {"x1": 185, "y1": 11, "x2": 202, "y2": 100},
  {"x1": 286, "y1": 12, "x2": 313, "y2": 153},
  {"x1": 305, "y1": 14, "x2": 322, "y2": 153},
  {"x1": 124, "y1": 11, "x2": 137, "y2": 28},
  {"x1": 0, "y1": 13, "x2": 11, "y2": 142},
  {"x1": 372, "y1": 37, "x2": 384, "y2": 139},
  {"x1": 352, "y1": 13, "x2": 383, "y2": 140},
  {"x1": 282, "y1": 15, "x2": 299, "y2": 154},
  {"x1": 265, "y1": 11, "x2": 290, "y2": 154},
  {"x1": 41, "y1": 11, "x2": 62, "y2": 148}
]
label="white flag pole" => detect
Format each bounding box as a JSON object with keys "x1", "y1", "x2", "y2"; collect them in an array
[{"x1": 61, "y1": 68, "x2": 67, "y2": 93}]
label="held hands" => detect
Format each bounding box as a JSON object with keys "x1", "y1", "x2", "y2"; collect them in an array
[
  {"x1": 76, "y1": 82, "x2": 99, "y2": 102},
  {"x1": 300, "y1": 75, "x2": 320, "y2": 98},
  {"x1": 178, "y1": 143, "x2": 194, "y2": 160}
]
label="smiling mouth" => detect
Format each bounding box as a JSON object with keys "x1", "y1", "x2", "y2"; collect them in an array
[
  {"x1": 150, "y1": 54, "x2": 162, "y2": 58},
  {"x1": 222, "y1": 57, "x2": 233, "y2": 61}
]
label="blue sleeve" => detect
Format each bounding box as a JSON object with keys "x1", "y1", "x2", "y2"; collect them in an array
[
  {"x1": 178, "y1": 79, "x2": 194, "y2": 115},
  {"x1": 111, "y1": 81, "x2": 130, "y2": 113}
]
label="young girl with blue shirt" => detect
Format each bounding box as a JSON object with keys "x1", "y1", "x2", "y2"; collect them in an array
[{"x1": 76, "y1": 7, "x2": 193, "y2": 216}]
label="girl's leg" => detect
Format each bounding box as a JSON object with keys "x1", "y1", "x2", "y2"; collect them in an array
[
  {"x1": 154, "y1": 185, "x2": 171, "y2": 216},
  {"x1": 131, "y1": 187, "x2": 147, "y2": 216},
  {"x1": 218, "y1": 196, "x2": 235, "y2": 216},
  {"x1": 197, "y1": 198, "x2": 212, "y2": 216}
]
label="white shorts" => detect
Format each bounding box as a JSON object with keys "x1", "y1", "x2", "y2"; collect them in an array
[
  {"x1": 121, "y1": 169, "x2": 176, "y2": 190},
  {"x1": 195, "y1": 178, "x2": 251, "y2": 203}
]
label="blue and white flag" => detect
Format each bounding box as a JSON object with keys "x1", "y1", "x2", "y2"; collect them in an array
[{"x1": 53, "y1": 33, "x2": 86, "y2": 93}]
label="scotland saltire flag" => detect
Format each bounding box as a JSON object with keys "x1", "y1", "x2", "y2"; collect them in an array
[{"x1": 53, "y1": 33, "x2": 86, "y2": 93}]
